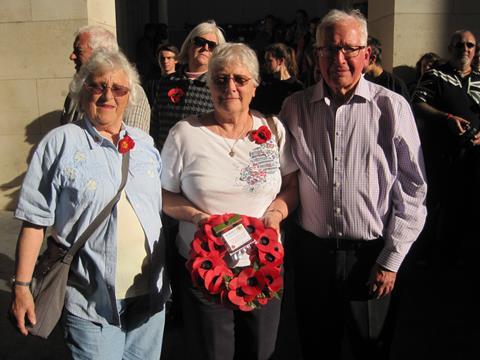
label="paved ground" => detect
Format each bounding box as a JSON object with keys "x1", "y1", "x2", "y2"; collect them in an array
[{"x1": 1, "y1": 210, "x2": 479, "y2": 359}]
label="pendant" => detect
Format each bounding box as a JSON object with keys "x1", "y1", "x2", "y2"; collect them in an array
[{"x1": 229, "y1": 150, "x2": 235, "y2": 157}]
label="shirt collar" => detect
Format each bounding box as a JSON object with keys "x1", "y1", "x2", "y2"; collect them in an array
[
  {"x1": 310, "y1": 76, "x2": 372, "y2": 105},
  {"x1": 83, "y1": 118, "x2": 127, "y2": 150}
]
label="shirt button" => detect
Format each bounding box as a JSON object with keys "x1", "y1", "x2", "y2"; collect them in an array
[
  {"x1": 335, "y1": 207, "x2": 341, "y2": 214},
  {"x1": 334, "y1": 156, "x2": 340, "y2": 161},
  {"x1": 337, "y1": 232, "x2": 343, "y2": 237},
  {"x1": 336, "y1": 131, "x2": 340, "y2": 136},
  {"x1": 333, "y1": 182, "x2": 339, "y2": 188}
]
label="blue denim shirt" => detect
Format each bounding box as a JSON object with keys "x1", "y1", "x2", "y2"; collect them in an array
[{"x1": 15, "y1": 119, "x2": 170, "y2": 325}]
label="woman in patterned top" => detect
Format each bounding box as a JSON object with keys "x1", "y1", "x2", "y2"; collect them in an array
[{"x1": 160, "y1": 43, "x2": 298, "y2": 360}]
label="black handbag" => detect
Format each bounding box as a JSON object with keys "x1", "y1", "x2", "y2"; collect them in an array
[{"x1": 27, "y1": 151, "x2": 130, "y2": 338}]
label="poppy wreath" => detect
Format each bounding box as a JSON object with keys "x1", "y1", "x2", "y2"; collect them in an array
[{"x1": 187, "y1": 213, "x2": 284, "y2": 311}]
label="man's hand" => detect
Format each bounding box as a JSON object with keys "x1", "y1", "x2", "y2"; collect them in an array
[
  {"x1": 446, "y1": 113, "x2": 470, "y2": 135},
  {"x1": 367, "y1": 263, "x2": 397, "y2": 299},
  {"x1": 10, "y1": 286, "x2": 36, "y2": 336}
]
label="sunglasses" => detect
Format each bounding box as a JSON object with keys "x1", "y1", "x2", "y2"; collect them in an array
[
  {"x1": 213, "y1": 74, "x2": 252, "y2": 88},
  {"x1": 192, "y1": 36, "x2": 218, "y2": 50},
  {"x1": 454, "y1": 41, "x2": 475, "y2": 49},
  {"x1": 84, "y1": 82, "x2": 130, "y2": 97}
]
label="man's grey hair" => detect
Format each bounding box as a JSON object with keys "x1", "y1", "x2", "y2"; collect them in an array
[
  {"x1": 448, "y1": 29, "x2": 476, "y2": 47},
  {"x1": 207, "y1": 43, "x2": 260, "y2": 87},
  {"x1": 69, "y1": 49, "x2": 140, "y2": 112},
  {"x1": 75, "y1": 25, "x2": 119, "y2": 52},
  {"x1": 177, "y1": 20, "x2": 226, "y2": 65},
  {"x1": 316, "y1": 9, "x2": 368, "y2": 46}
]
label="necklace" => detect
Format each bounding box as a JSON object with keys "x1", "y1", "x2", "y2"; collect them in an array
[
  {"x1": 225, "y1": 138, "x2": 241, "y2": 157},
  {"x1": 220, "y1": 117, "x2": 251, "y2": 157}
]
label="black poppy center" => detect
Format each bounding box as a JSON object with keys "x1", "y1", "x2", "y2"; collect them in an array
[
  {"x1": 247, "y1": 277, "x2": 258, "y2": 287},
  {"x1": 265, "y1": 253, "x2": 275, "y2": 262},
  {"x1": 236, "y1": 288, "x2": 246, "y2": 296},
  {"x1": 246, "y1": 225, "x2": 255, "y2": 234},
  {"x1": 260, "y1": 237, "x2": 270, "y2": 245},
  {"x1": 201, "y1": 260, "x2": 213, "y2": 269},
  {"x1": 201, "y1": 242, "x2": 210, "y2": 251}
]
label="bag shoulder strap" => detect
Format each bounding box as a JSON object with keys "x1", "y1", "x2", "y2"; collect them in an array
[
  {"x1": 265, "y1": 116, "x2": 280, "y2": 149},
  {"x1": 62, "y1": 152, "x2": 130, "y2": 264}
]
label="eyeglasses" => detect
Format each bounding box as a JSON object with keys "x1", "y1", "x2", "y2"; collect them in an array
[
  {"x1": 212, "y1": 74, "x2": 252, "y2": 88},
  {"x1": 84, "y1": 82, "x2": 130, "y2": 97},
  {"x1": 317, "y1": 45, "x2": 366, "y2": 58},
  {"x1": 454, "y1": 41, "x2": 476, "y2": 49},
  {"x1": 192, "y1": 36, "x2": 218, "y2": 51}
]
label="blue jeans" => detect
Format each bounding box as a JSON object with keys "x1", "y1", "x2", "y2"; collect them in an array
[{"x1": 62, "y1": 296, "x2": 165, "y2": 360}]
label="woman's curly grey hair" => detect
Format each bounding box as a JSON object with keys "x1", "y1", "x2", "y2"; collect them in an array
[
  {"x1": 207, "y1": 43, "x2": 260, "y2": 87},
  {"x1": 69, "y1": 49, "x2": 140, "y2": 112}
]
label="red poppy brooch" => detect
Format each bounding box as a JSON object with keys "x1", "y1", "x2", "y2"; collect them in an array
[
  {"x1": 118, "y1": 134, "x2": 135, "y2": 154},
  {"x1": 187, "y1": 213, "x2": 284, "y2": 311},
  {"x1": 167, "y1": 87, "x2": 185, "y2": 104},
  {"x1": 250, "y1": 125, "x2": 272, "y2": 144}
]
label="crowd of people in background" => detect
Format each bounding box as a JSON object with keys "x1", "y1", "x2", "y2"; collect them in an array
[{"x1": 9, "y1": 5, "x2": 480, "y2": 360}]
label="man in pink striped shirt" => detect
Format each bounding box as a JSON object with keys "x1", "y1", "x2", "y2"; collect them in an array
[{"x1": 280, "y1": 9, "x2": 427, "y2": 360}]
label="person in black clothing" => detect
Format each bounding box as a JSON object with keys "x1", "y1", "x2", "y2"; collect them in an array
[
  {"x1": 364, "y1": 36, "x2": 410, "y2": 102},
  {"x1": 252, "y1": 43, "x2": 304, "y2": 115},
  {"x1": 412, "y1": 29, "x2": 480, "y2": 266}
]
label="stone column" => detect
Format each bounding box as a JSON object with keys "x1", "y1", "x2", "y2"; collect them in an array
[{"x1": 0, "y1": 0, "x2": 116, "y2": 210}]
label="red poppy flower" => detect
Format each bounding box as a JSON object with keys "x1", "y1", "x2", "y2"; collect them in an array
[
  {"x1": 250, "y1": 125, "x2": 272, "y2": 144},
  {"x1": 258, "y1": 265, "x2": 283, "y2": 293},
  {"x1": 227, "y1": 277, "x2": 256, "y2": 311},
  {"x1": 236, "y1": 267, "x2": 266, "y2": 297},
  {"x1": 204, "y1": 265, "x2": 232, "y2": 294},
  {"x1": 257, "y1": 246, "x2": 283, "y2": 267},
  {"x1": 117, "y1": 134, "x2": 135, "y2": 154},
  {"x1": 167, "y1": 87, "x2": 185, "y2": 104},
  {"x1": 241, "y1": 216, "x2": 265, "y2": 239},
  {"x1": 190, "y1": 254, "x2": 226, "y2": 283},
  {"x1": 254, "y1": 228, "x2": 279, "y2": 253},
  {"x1": 191, "y1": 233, "x2": 227, "y2": 257}
]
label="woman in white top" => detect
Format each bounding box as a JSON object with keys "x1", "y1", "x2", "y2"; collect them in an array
[{"x1": 161, "y1": 43, "x2": 298, "y2": 360}]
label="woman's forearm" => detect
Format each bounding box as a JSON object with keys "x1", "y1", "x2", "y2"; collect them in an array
[
  {"x1": 162, "y1": 189, "x2": 209, "y2": 225},
  {"x1": 14, "y1": 222, "x2": 46, "y2": 282}
]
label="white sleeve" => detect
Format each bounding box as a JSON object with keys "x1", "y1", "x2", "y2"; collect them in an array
[
  {"x1": 160, "y1": 129, "x2": 183, "y2": 193},
  {"x1": 273, "y1": 116, "x2": 299, "y2": 176}
]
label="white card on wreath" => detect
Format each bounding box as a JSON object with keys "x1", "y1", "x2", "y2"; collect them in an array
[{"x1": 222, "y1": 224, "x2": 254, "y2": 254}]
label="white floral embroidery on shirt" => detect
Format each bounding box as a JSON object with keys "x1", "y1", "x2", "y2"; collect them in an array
[
  {"x1": 64, "y1": 167, "x2": 76, "y2": 181},
  {"x1": 238, "y1": 140, "x2": 280, "y2": 192},
  {"x1": 85, "y1": 179, "x2": 97, "y2": 191},
  {"x1": 146, "y1": 169, "x2": 155, "y2": 178},
  {"x1": 74, "y1": 151, "x2": 86, "y2": 163}
]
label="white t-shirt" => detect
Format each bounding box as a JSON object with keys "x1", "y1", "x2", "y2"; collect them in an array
[{"x1": 161, "y1": 113, "x2": 298, "y2": 260}]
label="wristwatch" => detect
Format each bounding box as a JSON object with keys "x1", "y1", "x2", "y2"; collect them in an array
[{"x1": 10, "y1": 276, "x2": 32, "y2": 288}]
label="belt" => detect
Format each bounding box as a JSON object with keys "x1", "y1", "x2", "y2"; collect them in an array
[
  {"x1": 297, "y1": 226, "x2": 382, "y2": 250},
  {"x1": 315, "y1": 237, "x2": 381, "y2": 250}
]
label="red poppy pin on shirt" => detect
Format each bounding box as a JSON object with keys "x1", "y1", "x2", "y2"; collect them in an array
[
  {"x1": 168, "y1": 87, "x2": 185, "y2": 104},
  {"x1": 118, "y1": 134, "x2": 135, "y2": 154},
  {"x1": 250, "y1": 125, "x2": 272, "y2": 144}
]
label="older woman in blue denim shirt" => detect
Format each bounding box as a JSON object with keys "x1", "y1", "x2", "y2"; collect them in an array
[{"x1": 10, "y1": 49, "x2": 169, "y2": 360}]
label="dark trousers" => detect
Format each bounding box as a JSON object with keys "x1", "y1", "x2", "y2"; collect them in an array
[
  {"x1": 174, "y1": 251, "x2": 282, "y2": 360},
  {"x1": 293, "y1": 225, "x2": 396, "y2": 360}
]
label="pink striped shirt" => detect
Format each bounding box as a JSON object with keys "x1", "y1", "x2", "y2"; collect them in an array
[{"x1": 280, "y1": 77, "x2": 427, "y2": 271}]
